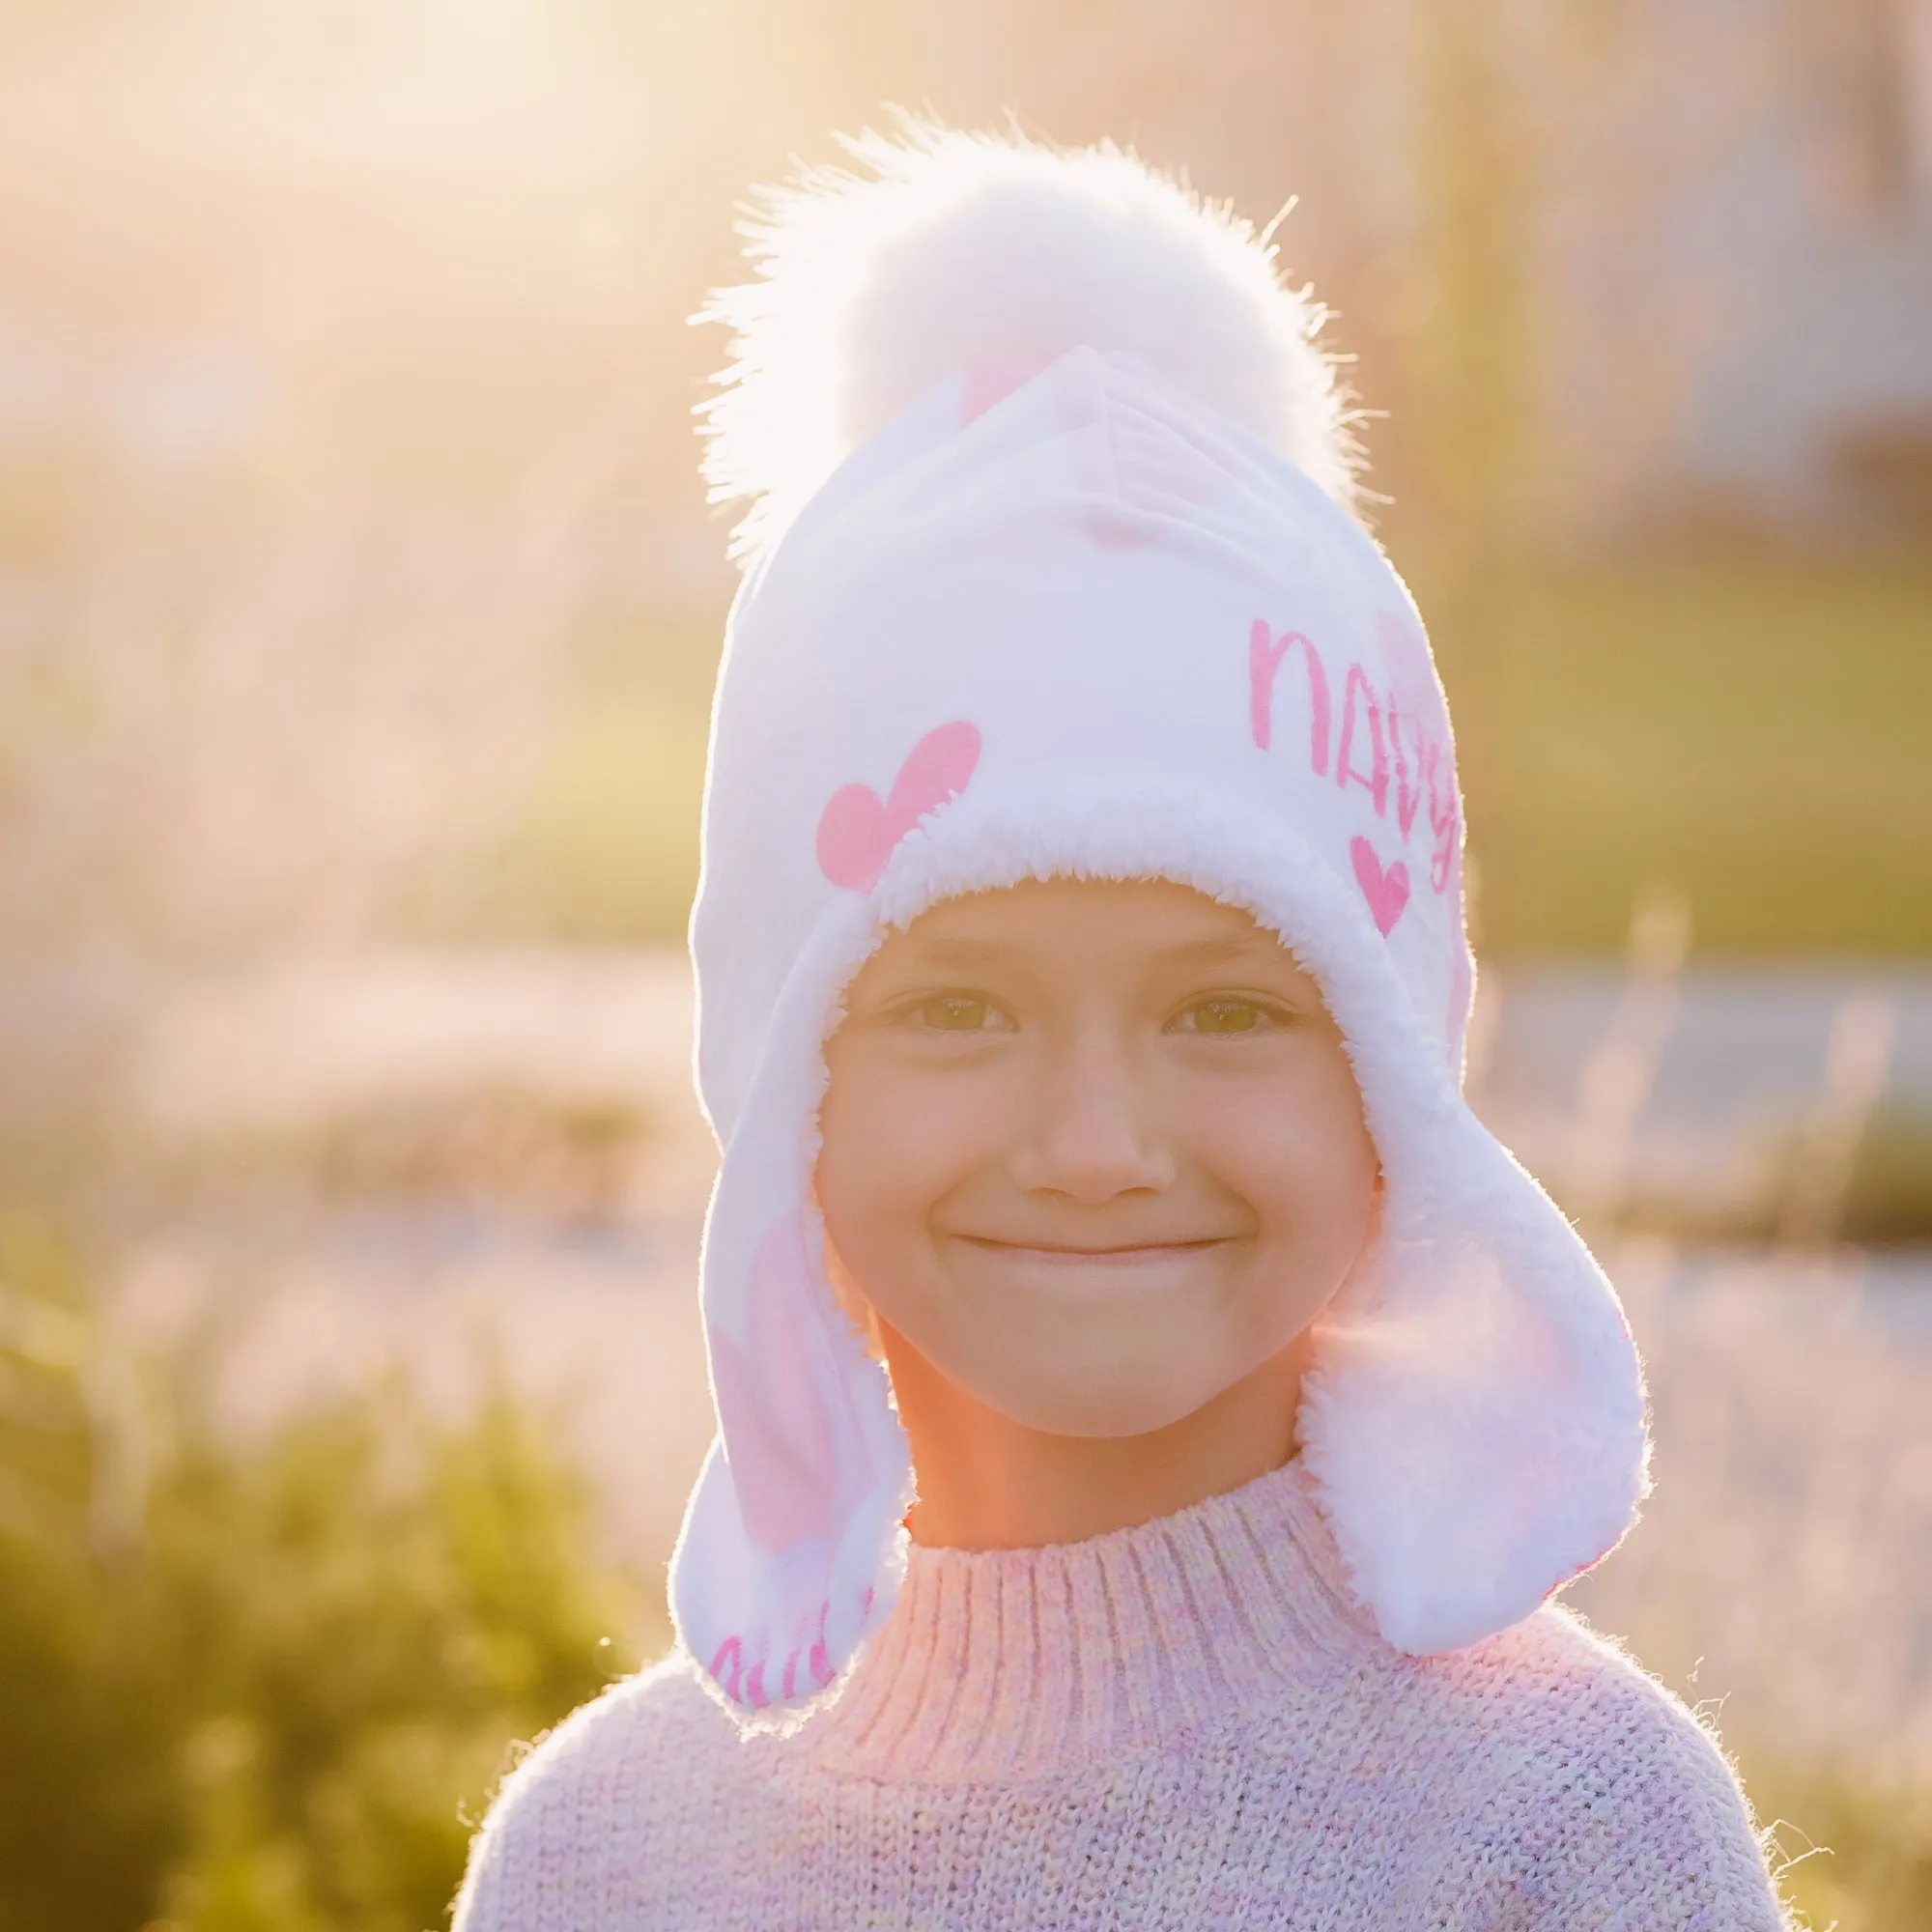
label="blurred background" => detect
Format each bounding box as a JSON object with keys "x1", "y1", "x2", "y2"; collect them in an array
[{"x1": 1, "y1": 2, "x2": 1929, "y2": 1927}]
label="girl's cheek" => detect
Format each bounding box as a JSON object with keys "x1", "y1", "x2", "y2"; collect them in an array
[
  {"x1": 1179, "y1": 1066, "x2": 1374, "y2": 1215},
  {"x1": 820, "y1": 1062, "x2": 1000, "y2": 1235}
]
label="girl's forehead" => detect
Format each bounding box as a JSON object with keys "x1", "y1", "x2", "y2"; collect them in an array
[{"x1": 870, "y1": 876, "x2": 1317, "y2": 978}]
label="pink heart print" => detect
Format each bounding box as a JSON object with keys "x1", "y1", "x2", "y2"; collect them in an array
[
  {"x1": 708, "y1": 1215, "x2": 837, "y2": 1553},
  {"x1": 1350, "y1": 836, "x2": 1410, "y2": 937},
  {"x1": 816, "y1": 721, "x2": 982, "y2": 893}
]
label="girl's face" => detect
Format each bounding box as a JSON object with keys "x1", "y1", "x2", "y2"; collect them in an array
[{"x1": 817, "y1": 878, "x2": 1379, "y2": 1438}]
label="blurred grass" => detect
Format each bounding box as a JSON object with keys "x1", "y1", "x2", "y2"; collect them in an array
[
  {"x1": 1748, "y1": 1759, "x2": 1932, "y2": 1932},
  {"x1": 494, "y1": 614, "x2": 718, "y2": 945},
  {"x1": 500, "y1": 555, "x2": 1932, "y2": 954},
  {"x1": 0, "y1": 1209, "x2": 656, "y2": 1932},
  {"x1": 1453, "y1": 554, "x2": 1932, "y2": 954}
]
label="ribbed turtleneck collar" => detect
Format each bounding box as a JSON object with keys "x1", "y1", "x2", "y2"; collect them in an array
[{"x1": 810, "y1": 1454, "x2": 1378, "y2": 1782}]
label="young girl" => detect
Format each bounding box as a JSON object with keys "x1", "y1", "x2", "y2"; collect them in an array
[{"x1": 452, "y1": 124, "x2": 1794, "y2": 1929}]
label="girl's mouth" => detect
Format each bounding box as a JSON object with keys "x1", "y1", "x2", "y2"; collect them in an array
[{"x1": 946, "y1": 1235, "x2": 1236, "y2": 1265}]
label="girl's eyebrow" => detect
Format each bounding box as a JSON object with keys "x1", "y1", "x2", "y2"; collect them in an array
[
  {"x1": 1156, "y1": 933, "x2": 1301, "y2": 972},
  {"x1": 1165, "y1": 933, "x2": 1271, "y2": 959}
]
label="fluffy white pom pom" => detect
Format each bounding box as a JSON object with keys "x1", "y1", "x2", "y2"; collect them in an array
[{"x1": 696, "y1": 117, "x2": 1361, "y2": 562}]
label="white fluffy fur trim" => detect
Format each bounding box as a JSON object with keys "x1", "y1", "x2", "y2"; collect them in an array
[{"x1": 697, "y1": 116, "x2": 1361, "y2": 561}]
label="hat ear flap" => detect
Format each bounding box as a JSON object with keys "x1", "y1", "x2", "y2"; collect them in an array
[
  {"x1": 1295, "y1": 1117, "x2": 1651, "y2": 1655},
  {"x1": 671, "y1": 914, "x2": 916, "y2": 1724}
]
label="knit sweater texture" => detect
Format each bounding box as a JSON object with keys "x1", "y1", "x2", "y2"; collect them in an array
[{"x1": 451, "y1": 1456, "x2": 1792, "y2": 1929}]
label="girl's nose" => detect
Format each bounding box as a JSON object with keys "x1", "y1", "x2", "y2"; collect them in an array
[{"x1": 1008, "y1": 1037, "x2": 1176, "y2": 1204}]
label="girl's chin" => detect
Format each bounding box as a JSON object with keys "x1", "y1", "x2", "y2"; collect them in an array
[
  {"x1": 952, "y1": 1347, "x2": 1260, "y2": 1440},
  {"x1": 978, "y1": 1386, "x2": 1245, "y2": 1441}
]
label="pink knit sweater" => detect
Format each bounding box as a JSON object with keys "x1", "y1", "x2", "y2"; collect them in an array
[{"x1": 452, "y1": 1456, "x2": 1792, "y2": 1928}]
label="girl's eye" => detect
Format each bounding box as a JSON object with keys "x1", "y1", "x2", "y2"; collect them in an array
[
  {"x1": 905, "y1": 993, "x2": 1010, "y2": 1033},
  {"x1": 1172, "y1": 995, "x2": 1277, "y2": 1036}
]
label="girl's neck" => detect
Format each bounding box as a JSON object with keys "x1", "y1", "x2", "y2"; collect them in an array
[{"x1": 878, "y1": 1320, "x2": 1314, "y2": 1549}]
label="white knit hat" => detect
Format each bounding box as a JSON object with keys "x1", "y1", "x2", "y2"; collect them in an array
[{"x1": 670, "y1": 123, "x2": 1649, "y2": 1720}]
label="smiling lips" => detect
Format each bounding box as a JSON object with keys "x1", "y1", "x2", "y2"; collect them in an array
[{"x1": 950, "y1": 1235, "x2": 1235, "y2": 1266}]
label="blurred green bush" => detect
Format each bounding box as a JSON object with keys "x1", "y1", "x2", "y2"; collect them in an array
[
  {"x1": 0, "y1": 1210, "x2": 652, "y2": 1932},
  {"x1": 1749, "y1": 1760, "x2": 1932, "y2": 1932}
]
